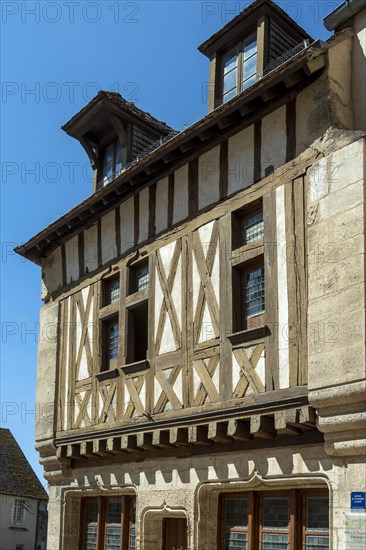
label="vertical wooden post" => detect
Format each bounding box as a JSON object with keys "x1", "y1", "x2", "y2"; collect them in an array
[
  {"x1": 263, "y1": 190, "x2": 279, "y2": 391},
  {"x1": 219, "y1": 214, "x2": 233, "y2": 401},
  {"x1": 257, "y1": 15, "x2": 270, "y2": 79}
]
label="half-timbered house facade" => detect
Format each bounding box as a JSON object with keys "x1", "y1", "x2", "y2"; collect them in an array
[{"x1": 16, "y1": 0, "x2": 366, "y2": 548}]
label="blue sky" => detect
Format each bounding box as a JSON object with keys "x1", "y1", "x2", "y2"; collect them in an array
[{"x1": 1, "y1": 0, "x2": 333, "y2": 487}]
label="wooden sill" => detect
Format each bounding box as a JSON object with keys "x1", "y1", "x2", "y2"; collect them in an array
[
  {"x1": 228, "y1": 325, "x2": 268, "y2": 345},
  {"x1": 125, "y1": 287, "x2": 148, "y2": 308},
  {"x1": 122, "y1": 359, "x2": 150, "y2": 375},
  {"x1": 99, "y1": 302, "x2": 119, "y2": 319},
  {"x1": 231, "y1": 239, "x2": 264, "y2": 266},
  {"x1": 96, "y1": 368, "x2": 119, "y2": 382}
]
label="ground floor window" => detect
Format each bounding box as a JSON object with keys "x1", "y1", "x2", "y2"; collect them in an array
[
  {"x1": 80, "y1": 496, "x2": 136, "y2": 550},
  {"x1": 219, "y1": 490, "x2": 329, "y2": 550}
]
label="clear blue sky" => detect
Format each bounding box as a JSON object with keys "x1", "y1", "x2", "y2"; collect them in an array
[{"x1": 1, "y1": 1, "x2": 333, "y2": 488}]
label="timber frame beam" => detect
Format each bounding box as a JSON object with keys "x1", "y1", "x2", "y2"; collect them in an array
[
  {"x1": 54, "y1": 404, "x2": 320, "y2": 466},
  {"x1": 16, "y1": 45, "x2": 327, "y2": 264}
]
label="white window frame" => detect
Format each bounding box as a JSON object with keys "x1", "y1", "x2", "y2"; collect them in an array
[{"x1": 12, "y1": 499, "x2": 25, "y2": 525}]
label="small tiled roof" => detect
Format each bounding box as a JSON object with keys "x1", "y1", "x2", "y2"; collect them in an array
[
  {"x1": 0, "y1": 429, "x2": 48, "y2": 500},
  {"x1": 62, "y1": 90, "x2": 175, "y2": 135}
]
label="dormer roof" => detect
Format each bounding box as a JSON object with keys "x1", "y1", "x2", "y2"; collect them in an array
[
  {"x1": 62, "y1": 90, "x2": 175, "y2": 142},
  {"x1": 198, "y1": 0, "x2": 312, "y2": 58}
]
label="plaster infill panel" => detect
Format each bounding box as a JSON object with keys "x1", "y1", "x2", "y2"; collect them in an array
[
  {"x1": 198, "y1": 146, "x2": 220, "y2": 210},
  {"x1": 173, "y1": 164, "x2": 189, "y2": 224},
  {"x1": 120, "y1": 197, "x2": 135, "y2": 253},
  {"x1": 65, "y1": 235, "x2": 79, "y2": 284},
  {"x1": 261, "y1": 105, "x2": 286, "y2": 178},
  {"x1": 101, "y1": 210, "x2": 116, "y2": 264},
  {"x1": 155, "y1": 177, "x2": 169, "y2": 234},
  {"x1": 139, "y1": 188, "x2": 149, "y2": 243},
  {"x1": 228, "y1": 125, "x2": 254, "y2": 195},
  {"x1": 84, "y1": 223, "x2": 98, "y2": 273}
]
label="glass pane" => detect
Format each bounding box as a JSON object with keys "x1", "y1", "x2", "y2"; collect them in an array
[
  {"x1": 105, "y1": 527, "x2": 121, "y2": 550},
  {"x1": 107, "y1": 499, "x2": 122, "y2": 523},
  {"x1": 262, "y1": 532, "x2": 289, "y2": 550},
  {"x1": 108, "y1": 322, "x2": 119, "y2": 360},
  {"x1": 85, "y1": 526, "x2": 97, "y2": 550},
  {"x1": 115, "y1": 144, "x2": 123, "y2": 177},
  {"x1": 129, "y1": 527, "x2": 136, "y2": 550},
  {"x1": 223, "y1": 88, "x2": 237, "y2": 103},
  {"x1": 306, "y1": 497, "x2": 329, "y2": 532},
  {"x1": 245, "y1": 267, "x2": 265, "y2": 318},
  {"x1": 136, "y1": 264, "x2": 149, "y2": 291},
  {"x1": 83, "y1": 500, "x2": 98, "y2": 550},
  {"x1": 224, "y1": 49, "x2": 238, "y2": 74},
  {"x1": 306, "y1": 535, "x2": 329, "y2": 550},
  {"x1": 243, "y1": 211, "x2": 263, "y2": 244},
  {"x1": 243, "y1": 54, "x2": 257, "y2": 80},
  {"x1": 108, "y1": 278, "x2": 120, "y2": 304},
  {"x1": 129, "y1": 499, "x2": 136, "y2": 550},
  {"x1": 84, "y1": 501, "x2": 98, "y2": 523},
  {"x1": 243, "y1": 36, "x2": 257, "y2": 59},
  {"x1": 243, "y1": 75, "x2": 257, "y2": 91},
  {"x1": 224, "y1": 498, "x2": 248, "y2": 550},
  {"x1": 103, "y1": 144, "x2": 114, "y2": 184},
  {"x1": 225, "y1": 498, "x2": 248, "y2": 528},
  {"x1": 224, "y1": 69, "x2": 237, "y2": 94},
  {"x1": 263, "y1": 497, "x2": 289, "y2": 529},
  {"x1": 224, "y1": 530, "x2": 247, "y2": 549}
]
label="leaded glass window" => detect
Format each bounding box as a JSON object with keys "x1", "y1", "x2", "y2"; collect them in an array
[
  {"x1": 80, "y1": 496, "x2": 136, "y2": 550},
  {"x1": 244, "y1": 266, "x2": 265, "y2": 318}
]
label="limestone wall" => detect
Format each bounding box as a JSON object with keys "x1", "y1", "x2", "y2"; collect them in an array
[
  {"x1": 353, "y1": 8, "x2": 366, "y2": 131},
  {"x1": 307, "y1": 136, "x2": 366, "y2": 459},
  {"x1": 45, "y1": 443, "x2": 364, "y2": 550}
]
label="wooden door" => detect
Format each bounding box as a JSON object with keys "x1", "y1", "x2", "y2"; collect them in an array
[{"x1": 163, "y1": 518, "x2": 188, "y2": 550}]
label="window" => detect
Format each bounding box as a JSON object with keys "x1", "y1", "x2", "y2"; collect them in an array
[
  {"x1": 105, "y1": 276, "x2": 120, "y2": 306},
  {"x1": 233, "y1": 259, "x2": 265, "y2": 332},
  {"x1": 12, "y1": 499, "x2": 25, "y2": 524},
  {"x1": 245, "y1": 265, "x2": 265, "y2": 320},
  {"x1": 219, "y1": 490, "x2": 329, "y2": 550},
  {"x1": 242, "y1": 210, "x2": 264, "y2": 245},
  {"x1": 100, "y1": 274, "x2": 120, "y2": 371},
  {"x1": 222, "y1": 34, "x2": 257, "y2": 103},
  {"x1": 80, "y1": 496, "x2": 136, "y2": 550},
  {"x1": 128, "y1": 260, "x2": 149, "y2": 295},
  {"x1": 126, "y1": 301, "x2": 148, "y2": 364},
  {"x1": 101, "y1": 141, "x2": 123, "y2": 186},
  {"x1": 232, "y1": 202, "x2": 264, "y2": 249},
  {"x1": 125, "y1": 260, "x2": 149, "y2": 365},
  {"x1": 232, "y1": 201, "x2": 265, "y2": 332}
]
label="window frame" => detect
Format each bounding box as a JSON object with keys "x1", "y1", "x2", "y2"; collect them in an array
[
  {"x1": 218, "y1": 489, "x2": 329, "y2": 550},
  {"x1": 12, "y1": 498, "x2": 25, "y2": 525},
  {"x1": 79, "y1": 495, "x2": 136, "y2": 550},
  {"x1": 232, "y1": 200, "x2": 263, "y2": 250},
  {"x1": 100, "y1": 139, "x2": 124, "y2": 187},
  {"x1": 127, "y1": 259, "x2": 149, "y2": 296},
  {"x1": 221, "y1": 32, "x2": 258, "y2": 103},
  {"x1": 231, "y1": 200, "x2": 265, "y2": 335},
  {"x1": 99, "y1": 272, "x2": 121, "y2": 372}
]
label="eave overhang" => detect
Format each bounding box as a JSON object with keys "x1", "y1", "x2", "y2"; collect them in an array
[{"x1": 15, "y1": 42, "x2": 327, "y2": 266}]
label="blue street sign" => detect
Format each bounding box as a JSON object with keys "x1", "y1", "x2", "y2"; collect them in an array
[{"x1": 351, "y1": 492, "x2": 366, "y2": 511}]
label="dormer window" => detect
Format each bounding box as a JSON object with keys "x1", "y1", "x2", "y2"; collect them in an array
[
  {"x1": 61, "y1": 91, "x2": 174, "y2": 193},
  {"x1": 101, "y1": 141, "x2": 123, "y2": 186},
  {"x1": 223, "y1": 34, "x2": 257, "y2": 103},
  {"x1": 198, "y1": 0, "x2": 312, "y2": 113}
]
